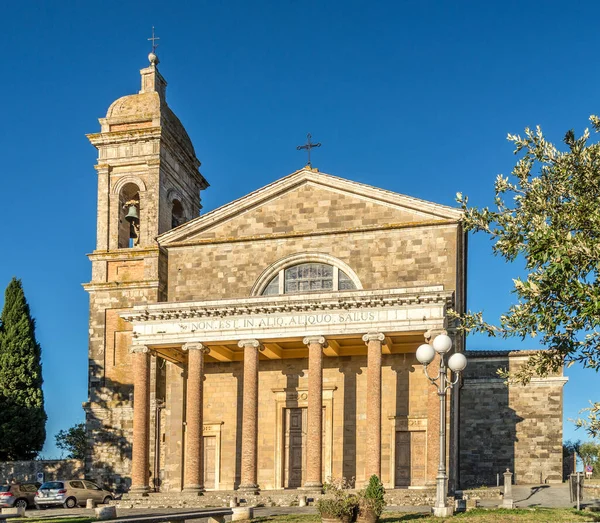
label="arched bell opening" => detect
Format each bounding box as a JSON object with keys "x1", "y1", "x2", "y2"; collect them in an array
[
  {"x1": 119, "y1": 183, "x2": 141, "y2": 249},
  {"x1": 171, "y1": 199, "x2": 186, "y2": 229}
]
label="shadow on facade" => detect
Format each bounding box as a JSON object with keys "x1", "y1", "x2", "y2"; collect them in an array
[
  {"x1": 459, "y1": 379, "x2": 523, "y2": 488},
  {"x1": 338, "y1": 358, "x2": 362, "y2": 483},
  {"x1": 84, "y1": 376, "x2": 134, "y2": 492}
]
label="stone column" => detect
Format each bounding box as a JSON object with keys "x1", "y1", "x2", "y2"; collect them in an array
[
  {"x1": 238, "y1": 339, "x2": 262, "y2": 492},
  {"x1": 363, "y1": 332, "x2": 385, "y2": 479},
  {"x1": 183, "y1": 342, "x2": 210, "y2": 493},
  {"x1": 303, "y1": 336, "x2": 327, "y2": 490},
  {"x1": 130, "y1": 345, "x2": 151, "y2": 494}
]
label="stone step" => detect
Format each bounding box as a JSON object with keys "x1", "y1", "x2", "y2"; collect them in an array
[{"x1": 115, "y1": 488, "x2": 440, "y2": 509}]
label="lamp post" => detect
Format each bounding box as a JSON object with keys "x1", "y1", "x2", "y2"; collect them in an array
[{"x1": 416, "y1": 333, "x2": 467, "y2": 518}]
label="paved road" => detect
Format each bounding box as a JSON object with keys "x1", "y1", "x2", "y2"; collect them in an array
[{"x1": 478, "y1": 483, "x2": 581, "y2": 509}]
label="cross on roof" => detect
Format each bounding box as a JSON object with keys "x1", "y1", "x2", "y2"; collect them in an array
[
  {"x1": 148, "y1": 26, "x2": 160, "y2": 54},
  {"x1": 296, "y1": 133, "x2": 321, "y2": 168}
]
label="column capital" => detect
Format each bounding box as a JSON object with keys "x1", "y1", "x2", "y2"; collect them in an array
[
  {"x1": 238, "y1": 339, "x2": 262, "y2": 350},
  {"x1": 182, "y1": 342, "x2": 210, "y2": 354},
  {"x1": 424, "y1": 329, "x2": 448, "y2": 343},
  {"x1": 362, "y1": 332, "x2": 385, "y2": 344},
  {"x1": 129, "y1": 344, "x2": 150, "y2": 354},
  {"x1": 303, "y1": 336, "x2": 328, "y2": 348}
]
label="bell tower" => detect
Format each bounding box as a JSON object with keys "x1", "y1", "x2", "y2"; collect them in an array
[{"x1": 83, "y1": 52, "x2": 208, "y2": 487}]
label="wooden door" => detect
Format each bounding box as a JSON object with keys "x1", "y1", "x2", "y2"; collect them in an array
[
  {"x1": 410, "y1": 431, "x2": 426, "y2": 485},
  {"x1": 203, "y1": 436, "x2": 216, "y2": 489},
  {"x1": 284, "y1": 408, "x2": 306, "y2": 488},
  {"x1": 395, "y1": 431, "x2": 411, "y2": 486},
  {"x1": 395, "y1": 431, "x2": 426, "y2": 487}
]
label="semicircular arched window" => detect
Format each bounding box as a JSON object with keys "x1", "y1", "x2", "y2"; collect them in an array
[{"x1": 261, "y1": 262, "x2": 357, "y2": 296}]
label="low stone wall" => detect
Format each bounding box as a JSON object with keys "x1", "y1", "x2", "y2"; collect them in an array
[
  {"x1": 460, "y1": 487, "x2": 502, "y2": 500},
  {"x1": 585, "y1": 482, "x2": 600, "y2": 500},
  {"x1": 0, "y1": 459, "x2": 84, "y2": 483}
]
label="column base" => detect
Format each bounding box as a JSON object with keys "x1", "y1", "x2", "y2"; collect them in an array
[
  {"x1": 301, "y1": 482, "x2": 323, "y2": 493},
  {"x1": 129, "y1": 486, "x2": 151, "y2": 497},
  {"x1": 432, "y1": 505, "x2": 454, "y2": 517},
  {"x1": 237, "y1": 484, "x2": 260, "y2": 495},
  {"x1": 182, "y1": 485, "x2": 205, "y2": 495}
]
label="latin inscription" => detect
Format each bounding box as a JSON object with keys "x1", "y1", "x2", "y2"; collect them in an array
[{"x1": 177, "y1": 311, "x2": 377, "y2": 332}]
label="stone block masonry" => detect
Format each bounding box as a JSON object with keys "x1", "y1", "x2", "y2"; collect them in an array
[
  {"x1": 0, "y1": 459, "x2": 83, "y2": 483},
  {"x1": 459, "y1": 350, "x2": 567, "y2": 487}
]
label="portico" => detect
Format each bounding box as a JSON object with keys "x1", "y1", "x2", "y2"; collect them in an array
[{"x1": 122, "y1": 285, "x2": 453, "y2": 494}]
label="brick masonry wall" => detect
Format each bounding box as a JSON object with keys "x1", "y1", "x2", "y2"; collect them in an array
[
  {"x1": 459, "y1": 351, "x2": 566, "y2": 487},
  {"x1": 0, "y1": 460, "x2": 83, "y2": 484},
  {"x1": 156, "y1": 352, "x2": 435, "y2": 491}
]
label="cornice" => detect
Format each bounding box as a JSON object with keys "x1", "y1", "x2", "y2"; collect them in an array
[
  {"x1": 466, "y1": 349, "x2": 551, "y2": 359},
  {"x1": 87, "y1": 128, "x2": 162, "y2": 146},
  {"x1": 122, "y1": 287, "x2": 454, "y2": 323},
  {"x1": 87, "y1": 247, "x2": 162, "y2": 261},
  {"x1": 82, "y1": 280, "x2": 160, "y2": 292}
]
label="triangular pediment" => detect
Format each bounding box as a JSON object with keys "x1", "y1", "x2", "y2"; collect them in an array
[{"x1": 159, "y1": 168, "x2": 462, "y2": 245}]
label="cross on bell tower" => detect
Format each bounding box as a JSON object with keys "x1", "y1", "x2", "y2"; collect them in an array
[{"x1": 148, "y1": 26, "x2": 160, "y2": 54}]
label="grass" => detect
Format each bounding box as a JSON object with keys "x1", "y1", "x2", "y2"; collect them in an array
[
  {"x1": 13, "y1": 508, "x2": 600, "y2": 523},
  {"x1": 250, "y1": 508, "x2": 600, "y2": 522}
]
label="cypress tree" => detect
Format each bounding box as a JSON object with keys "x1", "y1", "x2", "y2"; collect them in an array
[{"x1": 0, "y1": 278, "x2": 47, "y2": 460}]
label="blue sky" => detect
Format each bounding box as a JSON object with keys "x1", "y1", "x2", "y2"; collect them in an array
[{"x1": 0, "y1": 0, "x2": 598, "y2": 457}]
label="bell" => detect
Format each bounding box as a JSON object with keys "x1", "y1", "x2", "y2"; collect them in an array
[{"x1": 125, "y1": 204, "x2": 139, "y2": 224}]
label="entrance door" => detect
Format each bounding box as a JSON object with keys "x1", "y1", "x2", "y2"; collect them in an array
[
  {"x1": 204, "y1": 436, "x2": 216, "y2": 489},
  {"x1": 395, "y1": 431, "x2": 426, "y2": 486},
  {"x1": 284, "y1": 408, "x2": 306, "y2": 488}
]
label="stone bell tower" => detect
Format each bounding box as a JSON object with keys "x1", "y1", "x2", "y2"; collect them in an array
[{"x1": 83, "y1": 52, "x2": 208, "y2": 487}]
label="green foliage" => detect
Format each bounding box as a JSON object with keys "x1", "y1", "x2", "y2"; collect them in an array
[
  {"x1": 578, "y1": 440, "x2": 600, "y2": 475},
  {"x1": 563, "y1": 439, "x2": 581, "y2": 457},
  {"x1": 317, "y1": 477, "x2": 358, "y2": 521},
  {"x1": 55, "y1": 422, "x2": 87, "y2": 459},
  {"x1": 453, "y1": 117, "x2": 600, "y2": 438},
  {"x1": 0, "y1": 278, "x2": 47, "y2": 460},
  {"x1": 358, "y1": 474, "x2": 386, "y2": 518}
]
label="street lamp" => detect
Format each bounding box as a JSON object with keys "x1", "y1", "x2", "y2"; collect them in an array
[{"x1": 416, "y1": 333, "x2": 467, "y2": 517}]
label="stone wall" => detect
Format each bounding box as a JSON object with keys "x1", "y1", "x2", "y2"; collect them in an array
[
  {"x1": 0, "y1": 460, "x2": 83, "y2": 484},
  {"x1": 168, "y1": 219, "x2": 460, "y2": 303},
  {"x1": 459, "y1": 351, "x2": 567, "y2": 487}
]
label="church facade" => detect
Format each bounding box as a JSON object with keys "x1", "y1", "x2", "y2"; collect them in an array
[{"x1": 83, "y1": 55, "x2": 566, "y2": 497}]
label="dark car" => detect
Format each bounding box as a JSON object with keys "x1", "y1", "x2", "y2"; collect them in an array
[{"x1": 0, "y1": 483, "x2": 39, "y2": 509}]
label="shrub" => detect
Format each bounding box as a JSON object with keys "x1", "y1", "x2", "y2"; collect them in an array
[
  {"x1": 358, "y1": 475, "x2": 386, "y2": 518},
  {"x1": 317, "y1": 477, "x2": 358, "y2": 521}
]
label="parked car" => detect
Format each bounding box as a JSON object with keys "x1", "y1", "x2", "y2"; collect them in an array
[
  {"x1": 0, "y1": 483, "x2": 39, "y2": 509},
  {"x1": 34, "y1": 480, "x2": 113, "y2": 509}
]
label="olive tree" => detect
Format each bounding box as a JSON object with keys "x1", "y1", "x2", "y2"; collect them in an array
[{"x1": 455, "y1": 117, "x2": 600, "y2": 438}]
